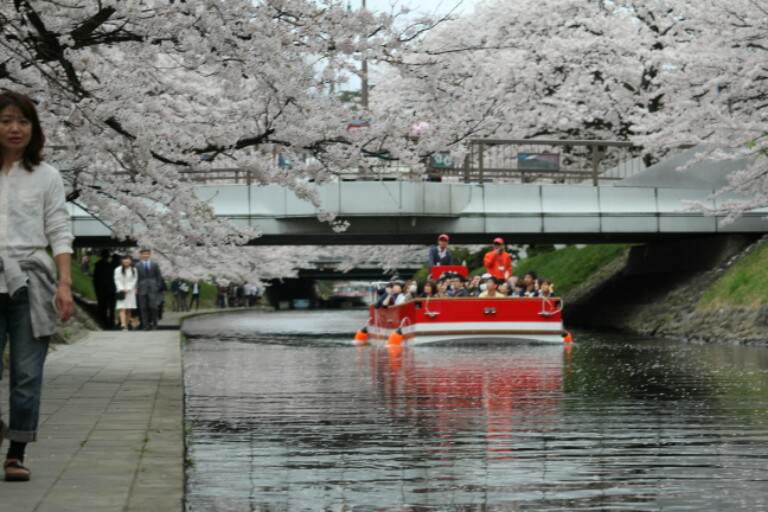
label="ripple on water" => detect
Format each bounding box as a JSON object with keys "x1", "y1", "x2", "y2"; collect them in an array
[{"x1": 183, "y1": 310, "x2": 768, "y2": 511}]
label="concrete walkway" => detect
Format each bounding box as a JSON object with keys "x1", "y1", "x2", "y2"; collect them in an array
[{"x1": 0, "y1": 329, "x2": 184, "y2": 512}]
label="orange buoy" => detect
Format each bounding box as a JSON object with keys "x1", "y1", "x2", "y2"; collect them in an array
[
  {"x1": 563, "y1": 331, "x2": 573, "y2": 344},
  {"x1": 388, "y1": 328, "x2": 404, "y2": 346},
  {"x1": 353, "y1": 327, "x2": 369, "y2": 345}
]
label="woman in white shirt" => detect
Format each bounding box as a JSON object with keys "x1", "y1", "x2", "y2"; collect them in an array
[
  {"x1": 0, "y1": 91, "x2": 74, "y2": 482},
  {"x1": 114, "y1": 255, "x2": 138, "y2": 330}
]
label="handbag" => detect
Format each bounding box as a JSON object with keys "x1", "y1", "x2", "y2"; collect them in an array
[{"x1": 116, "y1": 291, "x2": 126, "y2": 300}]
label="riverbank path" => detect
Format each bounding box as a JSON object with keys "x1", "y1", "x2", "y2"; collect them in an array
[{"x1": 0, "y1": 319, "x2": 193, "y2": 511}]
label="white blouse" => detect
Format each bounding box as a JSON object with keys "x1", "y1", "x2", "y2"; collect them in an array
[{"x1": 0, "y1": 160, "x2": 74, "y2": 292}]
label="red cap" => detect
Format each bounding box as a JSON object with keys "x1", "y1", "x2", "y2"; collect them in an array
[
  {"x1": 493, "y1": 237, "x2": 504, "y2": 245},
  {"x1": 438, "y1": 234, "x2": 449, "y2": 242}
]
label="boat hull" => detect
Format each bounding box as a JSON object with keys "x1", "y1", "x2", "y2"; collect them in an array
[{"x1": 368, "y1": 297, "x2": 565, "y2": 345}]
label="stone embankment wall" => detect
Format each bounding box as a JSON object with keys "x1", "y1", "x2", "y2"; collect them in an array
[{"x1": 564, "y1": 235, "x2": 768, "y2": 344}]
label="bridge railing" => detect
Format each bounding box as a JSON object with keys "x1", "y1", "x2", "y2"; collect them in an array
[
  {"x1": 427, "y1": 139, "x2": 643, "y2": 186},
  {"x1": 51, "y1": 139, "x2": 648, "y2": 186}
]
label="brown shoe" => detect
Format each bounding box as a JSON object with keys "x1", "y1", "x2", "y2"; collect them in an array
[{"x1": 4, "y1": 459, "x2": 31, "y2": 482}]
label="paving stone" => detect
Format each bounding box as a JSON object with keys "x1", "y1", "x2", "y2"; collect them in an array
[{"x1": 0, "y1": 329, "x2": 183, "y2": 511}]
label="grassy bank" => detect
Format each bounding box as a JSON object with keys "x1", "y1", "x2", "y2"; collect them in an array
[
  {"x1": 72, "y1": 257, "x2": 97, "y2": 301},
  {"x1": 514, "y1": 244, "x2": 628, "y2": 295},
  {"x1": 696, "y1": 238, "x2": 768, "y2": 311}
]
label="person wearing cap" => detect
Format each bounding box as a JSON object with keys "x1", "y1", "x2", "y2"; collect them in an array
[
  {"x1": 483, "y1": 238, "x2": 512, "y2": 280},
  {"x1": 427, "y1": 234, "x2": 453, "y2": 270}
]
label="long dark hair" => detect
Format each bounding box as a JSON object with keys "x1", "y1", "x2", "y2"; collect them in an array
[
  {"x1": 0, "y1": 90, "x2": 45, "y2": 172},
  {"x1": 121, "y1": 255, "x2": 135, "y2": 276}
]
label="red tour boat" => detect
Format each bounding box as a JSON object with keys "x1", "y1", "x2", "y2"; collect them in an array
[{"x1": 354, "y1": 265, "x2": 570, "y2": 346}]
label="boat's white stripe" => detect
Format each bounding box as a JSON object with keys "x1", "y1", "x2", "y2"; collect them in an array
[
  {"x1": 407, "y1": 333, "x2": 564, "y2": 345},
  {"x1": 404, "y1": 321, "x2": 561, "y2": 333}
]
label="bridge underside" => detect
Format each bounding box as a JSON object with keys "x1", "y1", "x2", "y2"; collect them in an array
[
  {"x1": 71, "y1": 226, "x2": 750, "y2": 248},
  {"x1": 70, "y1": 182, "x2": 768, "y2": 247}
]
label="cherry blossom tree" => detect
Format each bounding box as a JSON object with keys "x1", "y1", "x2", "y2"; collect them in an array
[
  {"x1": 0, "y1": 0, "x2": 457, "y2": 280},
  {"x1": 372, "y1": 0, "x2": 671, "y2": 155},
  {"x1": 376, "y1": 0, "x2": 765, "y2": 217},
  {"x1": 632, "y1": 0, "x2": 768, "y2": 222},
  {"x1": 5, "y1": 0, "x2": 762, "y2": 284}
]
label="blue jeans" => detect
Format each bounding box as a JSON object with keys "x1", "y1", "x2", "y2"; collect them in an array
[{"x1": 0, "y1": 289, "x2": 49, "y2": 443}]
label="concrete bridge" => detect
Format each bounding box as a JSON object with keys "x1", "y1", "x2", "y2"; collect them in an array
[
  {"x1": 69, "y1": 144, "x2": 768, "y2": 246},
  {"x1": 71, "y1": 181, "x2": 768, "y2": 246}
]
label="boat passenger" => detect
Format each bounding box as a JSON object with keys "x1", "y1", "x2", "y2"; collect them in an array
[
  {"x1": 513, "y1": 282, "x2": 526, "y2": 297},
  {"x1": 478, "y1": 277, "x2": 506, "y2": 298},
  {"x1": 396, "y1": 281, "x2": 416, "y2": 305},
  {"x1": 538, "y1": 279, "x2": 556, "y2": 298},
  {"x1": 451, "y1": 277, "x2": 470, "y2": 297},
  {"x1": 475, "y1": 273, "x2": 492, "y2": 295},
  {"x1": 498, "y1": 281, "x2": 511, "y2": 296},
  {"x1": 483, "y1": 238, "x2": 513, "y2": 280},
  {"x1": 419, "y1": 281, "x2": 436, "y2": 298},
  {"x1": 435, "y1": 280, "x2": 448, "y2": 298},
  {"x1": 466, "y1": 275, "x2": 482, "y2": 296},
  {"x1": 428, "y1": 234, "x2": 453, "y2": 270},
  {"x1": 444, "y1": 275, "x2": 457, "y2": 296},
  {"x1": 374, "y1": 285, "x2": 391, "y2": 308},
  {"x1": 376, "y1": 282, "x2": 401, "y2": 308},
  {"x1": 521, "y1": 271, "x2": 539, "y2": 296}
]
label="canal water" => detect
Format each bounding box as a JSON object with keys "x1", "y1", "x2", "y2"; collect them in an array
[{"x1": 182, "y1": 310, "x2": 768, "y2": 511}]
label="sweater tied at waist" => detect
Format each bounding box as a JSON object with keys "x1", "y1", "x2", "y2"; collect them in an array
[{"x1": 0, "y1": 255, "x2": 59, "y2": 339}]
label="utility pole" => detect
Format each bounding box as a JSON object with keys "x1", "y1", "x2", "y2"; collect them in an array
[{"x1": 360, "y1": 0, "x2": 369, "y2": 109}]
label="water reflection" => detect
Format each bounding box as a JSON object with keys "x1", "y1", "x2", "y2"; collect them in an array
[
  {"x1": 370, "y1": 345, "x2": 564, "y2": 444},
  {"x1": 184, "y1": 311, "x2": 768, "y2": 511}
]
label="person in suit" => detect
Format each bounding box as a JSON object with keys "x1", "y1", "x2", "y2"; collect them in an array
[
  {"x1": 136, "y1": 248, "x2": 163, "y2": 330},
  {"x1": 427, "y1": 234, "x2": 452, "y2": 270}
]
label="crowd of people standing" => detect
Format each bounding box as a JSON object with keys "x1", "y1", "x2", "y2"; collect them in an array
[{"x1": 215, "y1": 282, "x2": 261, "y2": 308}]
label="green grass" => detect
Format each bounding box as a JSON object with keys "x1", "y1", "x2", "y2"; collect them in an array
[
  {"x1": 513, "y1": 244, "x2": 628, "y2": 295},
  {"x1": 71, "y1": 256, "x2": 96, "y2": 301},
  {"x1": 696, "y1": 239, "x2": 768, "y2": 310},
  {"x1": 415, "y1": 244, "x2": 628, "y2": 294}
]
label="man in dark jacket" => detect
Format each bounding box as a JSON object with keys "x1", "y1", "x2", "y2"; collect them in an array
[
  {"x1": 427, "y1": 234, "x2": 453, "y2": 270},
  {"x1": 92, "y1": 249, "x2": 116, "y2": 329},
  {"x1": 136, "y1": 248, "x2": 164, "y2": 330}
]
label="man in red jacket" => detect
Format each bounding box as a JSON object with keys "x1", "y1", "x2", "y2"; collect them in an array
[{"x1": 483, "y1": 237, "x2": 512, "y2": 280}]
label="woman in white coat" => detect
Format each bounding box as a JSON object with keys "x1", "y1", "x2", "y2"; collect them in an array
[{"x1": 114, "y1": 255, "x2": 138, "y2": 330}]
